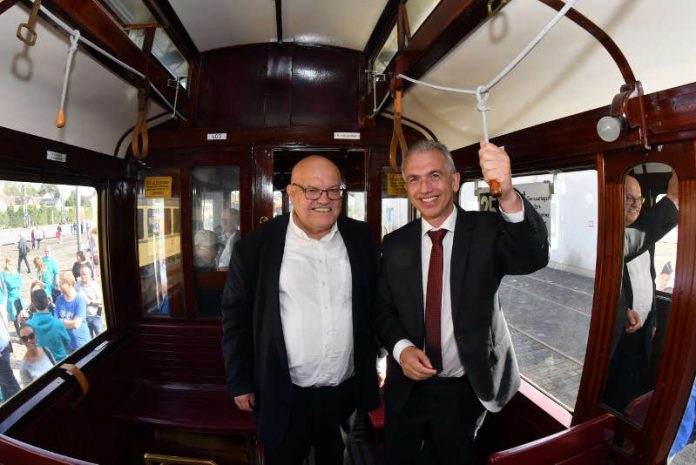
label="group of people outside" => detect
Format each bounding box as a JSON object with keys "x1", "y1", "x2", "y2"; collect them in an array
[
  {"x1": 0, "y1": 233, "x2": 104, "y2": 402},
  {"x1": 221, "y1": 141, "x2": 549, "y2": 465}
]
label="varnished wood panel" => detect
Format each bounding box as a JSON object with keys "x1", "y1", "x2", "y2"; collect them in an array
[
  {"x1": 194, "y1": 43, "x2": 361, "y2": 130},
  {"x1": 290, "y1": 45, "x2": 360, "y2": 129},
  {"x1": 196, "y1": 45, "x2": 268, "y2": 129}
]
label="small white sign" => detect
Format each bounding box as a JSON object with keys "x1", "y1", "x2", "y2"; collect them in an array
[
  {"x1": 206, "y1": 132, "x2": 228, "y2": 141},
  {"x1": 46, "y1": 150, "x2": 67, "y2": 163},
  {"x1": 478, "y1": 181, "x2": 552, "y2": 233},
  {"x1": 333, "y1": 132, "x2": 360, "y2": 140}
]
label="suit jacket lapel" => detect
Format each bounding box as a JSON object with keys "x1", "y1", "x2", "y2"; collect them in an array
[
  {"x1": 450, "y1": 207, "x2": 473, "y2": 324},
  {"x1": 403, "y1": 221, "x2": 425, "y2": 343},
  {"x1": 267, "y1": 215, "x2": 290, "y2": 365},
  {"x1": 337, "y1": 217, "x2": 361, "y2": 323}
]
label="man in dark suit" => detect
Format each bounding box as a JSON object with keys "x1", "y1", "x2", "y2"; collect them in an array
[
  {"x1": 375, "y1": 140, "x2": 549, "y2": 464},
  {"x1": 221, "y1": 155, "x2": 380, "y2": 465},
  {"x1": 604, "y1": 172, "x2": 678, "y2": 412}
]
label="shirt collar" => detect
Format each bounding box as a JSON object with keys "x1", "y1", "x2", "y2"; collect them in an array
[
  {"x1": 421, "y1": 205, "x2": 457, "y2": 237},
  {"x1": 289, "y1": 211, "x2": 339, "y2": 242}
]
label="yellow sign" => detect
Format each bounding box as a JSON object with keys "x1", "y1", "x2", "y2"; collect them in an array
[
  {"x1": 144, "y1": 176, "x2": 172, "y2": 198},
  {"x1": 386, "y1": 172, "x2": 407, "y2": 196}
]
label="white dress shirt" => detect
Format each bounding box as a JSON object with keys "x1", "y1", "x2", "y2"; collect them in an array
[
  {"x1": 394, "y1": 200, "x2": 525, "y2": 377},
  {"x1": 279, "y1": 213, "x2": 354, "y2": 387}
]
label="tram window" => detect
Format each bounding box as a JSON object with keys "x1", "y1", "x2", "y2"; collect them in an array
[
  {"x1": 461, "y1": 170, "x2": 598, "y2": 411},
  {"x1": 602, "y1": 164, "x2": 679, "y2": 427},
  {"x1": 406, "y1": 0, "x2": 441, "y2": 36},
  {"x1": 381, "y1": 167, "x2": 410, "y2": 238},
  {"x1": 347, "y1": 191, "x2": 366, "y2": 221},
  {"x1": 273, "y1": 190, "x2": 285, "y2": 217},
  {"x1": 654, "y1": 193, "x2": 677, "y2": 294},
  {"x1": 373, "y1": 25, "x2": 398, "y2": 74},
  {"x1": 137, "y1": 170, "x2": 184, "y2": 318},
  {"x1": 0, "y1": 180, "x2": 105, "y2": 403},
  {"x1": 101, "y1": 0, "x2": 189, "y2": 88},
  {"x1": 191, "y1": 166, "x2": 240, "y2": 319}
]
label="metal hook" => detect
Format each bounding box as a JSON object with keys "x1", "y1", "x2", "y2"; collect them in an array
[{"x1": 17, "y1": 0, "x2": 42, "y2": 46}]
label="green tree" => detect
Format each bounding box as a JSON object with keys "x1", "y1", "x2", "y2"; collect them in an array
[
  {"x1": 2, "y1": 183, "x2": 20, "y2": 197},
  {"x1": 38, "y1": 184, "x2": 60, "y2": 199}
]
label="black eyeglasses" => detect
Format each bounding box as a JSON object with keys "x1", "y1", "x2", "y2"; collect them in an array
[
  {"x1": 20, "y1": 333, "x2": 35, "y2": 342},
  {"x1": 624, "y1": 194, "x2": 645, "y2": 204},
  {"x1": 291, "y1": 183, "x2": 345, "y2": 200}
]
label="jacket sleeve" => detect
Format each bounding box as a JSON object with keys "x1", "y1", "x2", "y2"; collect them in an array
[
  {"x1": 495, "y1": 192, "x2": 550, "y2": 276},
  {"x1": 374, "y1": 235, "x2": 410, "y2": 353},
  {"x1": 220, "y1": 237, "x2": 255, "y2": 397},
  {"x1": 624, "y1": 197, "x2": 678, "y2": 261}
]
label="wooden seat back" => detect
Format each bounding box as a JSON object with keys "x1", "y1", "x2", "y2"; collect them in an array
[{"x1": 486, "y1": 413, "x2": 616, "y2": 465}]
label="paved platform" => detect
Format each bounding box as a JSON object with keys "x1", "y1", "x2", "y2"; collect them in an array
[{"x1": 500, "y1": 266, "x2": 593, "y2": 409}]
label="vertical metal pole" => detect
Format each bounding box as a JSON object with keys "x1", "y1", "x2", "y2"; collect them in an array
[{"x1": 75, "y1": 185, "x2": 81, "y2": 251}]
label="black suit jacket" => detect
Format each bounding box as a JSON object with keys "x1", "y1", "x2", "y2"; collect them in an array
[
  {"x1": 221, "y1": 214, "x2": 380, "y2": 447},
  {"x1": 375, "y1": 198, "x2": 548, "y2": 416},
  {"x1": 613, "y1": 197, "x2": 679, "y2": 355}
]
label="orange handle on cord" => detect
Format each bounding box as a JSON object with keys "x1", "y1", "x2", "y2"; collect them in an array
[
  {"x1": 55, "y1": 108, "x2": 65, "y2": 128},
  {"x1": 489, "y1": 180, "x2": 502, "y2": 198}
]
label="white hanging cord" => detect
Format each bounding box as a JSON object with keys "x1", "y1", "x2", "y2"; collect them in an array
[
  {"x1": 475, "y1": 85, "x2": 490, "y2": 142},
  {"x1": 389, "y1": 0, "x2": 579, "y2": 141},
  {"x1": 26, "y1": 0, "x2": 187, "y2": 121},
  {"x1": 483, "y1": 0, "x2": 578, "y2": 91},
  {"x1": 398, "y1": 74, "x2": 477, "y2": 95},
  {"x1": 370, "y1": 91, "x2": 390, "y2": 118},
  {"x1": 55, "y1": 29, "x2": 79, "y2": 128}
]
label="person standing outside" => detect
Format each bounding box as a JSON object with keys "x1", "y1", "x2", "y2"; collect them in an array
[
  {"x1": 53, "y1": 272, "x2": 90, "y2": 352},
  {"x1": 221, "y1": 155, "x2": 380, "y2": 465},
  {"x1": 17, "y1": 235, "x2": 31, "y2": 273},
  {"x1": 2, "y1": 258, "x2": 24, "y2": 334},
  {"x1": 375, "y1": 140, "x2": 549, "y2": 464},
  {"x1": 26, "y1": 288, "x2": 70, "y2": 363},
  {"x1": 18, "y1": 324, "x2": 55, "y2": 387},
  {"x1": 75, "y1": 265, "x2": 104, "y2": 338},
  {"x1": 0, "y1": 316, "x2": 20, "y2": 401},
  {"x1": 41, "y1": 247, "x2": 60, "y2": 300}
]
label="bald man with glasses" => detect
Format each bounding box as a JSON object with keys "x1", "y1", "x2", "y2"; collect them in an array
[
  {"x1": 221, "y1": 155, "x2": 379, "y2": 465},
  {"x1": 604, "y1": 172, "x2": 679, "y2": 412}
]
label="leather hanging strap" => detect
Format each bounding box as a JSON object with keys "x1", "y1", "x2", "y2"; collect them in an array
[
  {"x1": 131, "y1": 88, "x2": 149, "y2": 160},
  {"x1": 389, "y1": 89, "x2": 408, "y2": 170},
  {"x1": 60, "y1": 363, "x2": 89, "y2": 404}
]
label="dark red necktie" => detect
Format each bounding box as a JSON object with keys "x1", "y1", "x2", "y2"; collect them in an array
[{"x1": 425, "y1": 229, "x2": 447, "y2": 372}]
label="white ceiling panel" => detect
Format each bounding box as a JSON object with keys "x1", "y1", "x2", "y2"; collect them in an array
[
  {"x1": 283, "y1": 0, "x2": 388, "y2": 50},
  {"x1": 169, "y1": 0, "x2": 277, "y2": 51},
  {"x1": 401, "y1": 0, "x2": 696, "y2": 151}
]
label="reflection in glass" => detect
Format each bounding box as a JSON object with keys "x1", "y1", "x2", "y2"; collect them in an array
[
  {"x1": 381, "y1": 167, "x2": 409, "y2": 238},
  {"x1": 137, "y1": 170, "x2": 183, "y2": 318},
  {"x1": 191, "y1": 166, "x2": 240, "y2": 318},
  {"x1": 602, "y1": 164, "x2": 679, "y2": 426}
]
